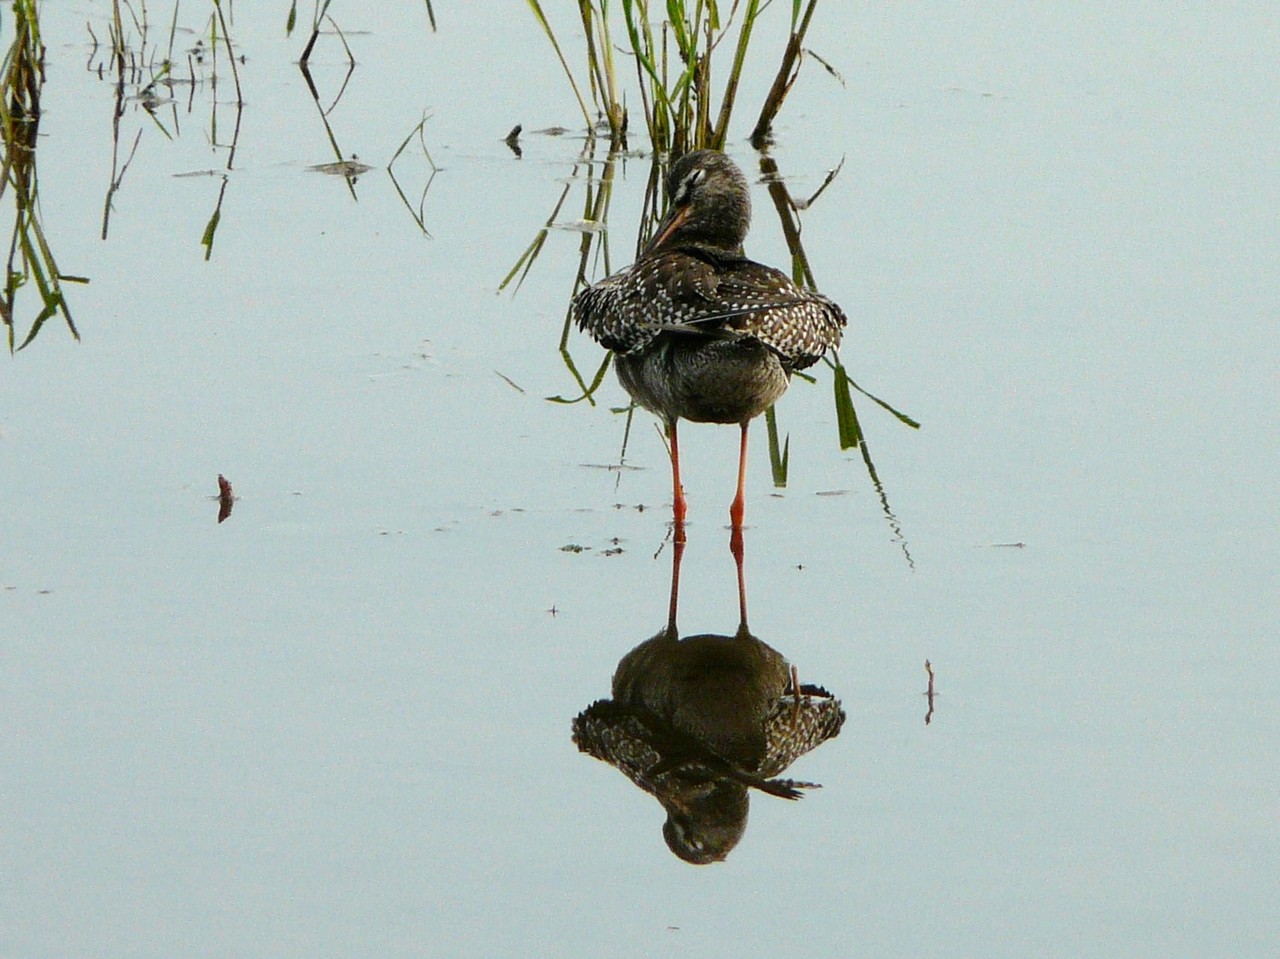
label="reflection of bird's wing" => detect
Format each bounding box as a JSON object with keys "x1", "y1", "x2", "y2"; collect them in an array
[
  {"x1": 574, "y1": 699, "x2": 737, "y2": 793},
  {"x1": 760, "y1": 692, "x2": 845, "y2": 778},
  {"x1": 573, "y1": 700, "x2": 667, "y2": 795},
  {"x1": 574, "y1": 699, "x2": 831, "y2": 801}
]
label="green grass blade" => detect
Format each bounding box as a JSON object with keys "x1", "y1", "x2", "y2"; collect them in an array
[
  {"x1": 833, "y1": 360, "x2": 863, "y2": 450},
  {"x1": 710, "y1": 0, "x2": 761, "y2": 149},
  {"x1": 844, "y1": 368, "x2": 921, "y2": 430},
  {"x1": 549, "y1": 350, "x2": 611, "y2": 404},
  {"x1": 765, "y1": 404, "x2": 789, "y2": 487}
]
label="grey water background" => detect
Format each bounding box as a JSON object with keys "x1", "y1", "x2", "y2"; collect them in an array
[{"x1": 2, "y1": 2, "x2": 1277, "y2": 956}]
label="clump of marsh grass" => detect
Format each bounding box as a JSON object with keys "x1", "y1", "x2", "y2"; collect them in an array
[
  {"x1": 499, "y1": 140, "x2": 655, "y2": 406},
  {"x1": 528, "y1": 1, "x2": 833, "y2": 153},
  {"x1": 1, "y1": 0, "x2": 86, "y2": 351},
  {"x1": 92, "y1": 1, "x2": 244, "y2": 107}
]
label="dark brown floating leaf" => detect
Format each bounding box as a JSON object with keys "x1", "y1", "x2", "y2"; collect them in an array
[{"x1": 217, "y1": 474, "x2": 235, "y2": 524}]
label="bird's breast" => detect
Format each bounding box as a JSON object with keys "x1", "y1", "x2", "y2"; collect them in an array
[{"x1": 615, "y1": 337, "x2": 789, "y2": 425}]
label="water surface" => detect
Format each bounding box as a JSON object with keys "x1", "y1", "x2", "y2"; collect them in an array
[{"x1": 2, "y1": 3, "x2": 1277, "y2": 957}]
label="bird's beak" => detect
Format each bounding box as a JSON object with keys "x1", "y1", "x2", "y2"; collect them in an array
[{"x1": 647, "y1": 203, "x2": 691, "y2": 252}]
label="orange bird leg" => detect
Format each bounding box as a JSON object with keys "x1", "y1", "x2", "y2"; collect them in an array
[
  {"x1": 667, "y1": 420, "x2": 688, "y2": 538},
  {"x1": 729, "y1": 421, "x2": 750, "y2": 530}
]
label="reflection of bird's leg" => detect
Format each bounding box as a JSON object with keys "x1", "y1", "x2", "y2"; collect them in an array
[
  {"x1": 731, "y1": 523, "x2": 748, "y2": 629},
  {"x1": 667, "y1": 537, "x2": 686, "y2": 633},
  {"x1": 667, "y1": 419, "x2": 688, "y2": 541},
  {"x1": 730, "y1": 421, "x2": 750, "y2": 530}
]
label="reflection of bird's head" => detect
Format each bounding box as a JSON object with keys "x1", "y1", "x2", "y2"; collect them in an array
[
  {"x1": 660, "y1": 781, "x2": 750, "y2": 865},
  {"x1": 648, "y1": 150, "x2": 751, "y2": 257}
]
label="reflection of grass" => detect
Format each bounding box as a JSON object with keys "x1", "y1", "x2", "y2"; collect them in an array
[
  {"x1": 1, "y1": 0, "x2": 85, "y2": 351},
  {"x1": 500, "y1": 141, "x2": 635, "y2": 406},
  {"x1": 749, "y1": 150, "x2": 916, "y2": 559},
  {"x1": 528, "y1": 1, "x2": 832, "y2": 152},
  {"x1": 387, "y1": 115, "x2": 439, "y2": 237},
  {"x1": 91, "y1": 1, "x2": 246, "y2": 257},
  {"x1": 288, "y1": 0, "x2": 437, "y2": 49},
  {"x1": 298, "y1": 29, "x2": 359, "y2": 200}
]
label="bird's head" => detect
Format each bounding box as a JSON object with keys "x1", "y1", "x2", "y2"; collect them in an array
[
  {"x1": 660, "y1": 781, "x2": 750, "y2": 864},
  {"x1": 647, "y1": 150, "x2": 751, "y2": 257}
]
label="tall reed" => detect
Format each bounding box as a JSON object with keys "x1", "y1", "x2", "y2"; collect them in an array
[{"x1": 530, "y1": 1, "x2": 828, "y2": 154}]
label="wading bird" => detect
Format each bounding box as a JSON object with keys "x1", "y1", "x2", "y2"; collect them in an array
[{"x1": 574, "y1": 150, "x2": 846, "y2": 534}]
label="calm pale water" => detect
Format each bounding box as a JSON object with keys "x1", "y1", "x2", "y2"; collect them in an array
[{"x1": 3, "y1": 3, "x2": 1277, "y2": 957}]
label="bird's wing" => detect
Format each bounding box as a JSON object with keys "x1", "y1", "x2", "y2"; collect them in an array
[
  {"x1": 574, "y1": 253, "x2": 846, "y2": 367},
  {"x1": 572, "y1": 252, "x2": 729, "y2": 355},
  {"x1": 701, "y1": 263, "x2": 847, "y2": 369}
]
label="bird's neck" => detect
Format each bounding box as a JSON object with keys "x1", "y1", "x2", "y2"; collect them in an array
[{"x1": 661, "y1": 238, "x2": 746, "y2": 263}]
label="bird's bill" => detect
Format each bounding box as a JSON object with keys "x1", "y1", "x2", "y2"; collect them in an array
[{"x1": 648, "y1": 203, "x2": 691, "y2": 252}]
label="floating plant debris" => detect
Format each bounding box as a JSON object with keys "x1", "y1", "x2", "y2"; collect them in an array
[{"x1": 216, "y1": 474, "x2": 235, "y2": 524}]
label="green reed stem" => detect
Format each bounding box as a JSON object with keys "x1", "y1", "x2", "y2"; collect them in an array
[{"x1": 1, "y1": 0, "x2": 82, "y2": 350}]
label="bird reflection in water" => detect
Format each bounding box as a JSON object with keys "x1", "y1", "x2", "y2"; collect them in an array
[{"x1": 572, "y1": 534, "x2": 844, "y2": 863}]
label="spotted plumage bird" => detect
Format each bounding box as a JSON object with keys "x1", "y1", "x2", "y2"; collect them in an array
[
  {"x1": 573, "y1": 626, "x2": 845, "y2": 864},
  {"x1": 573, "y1": 149, "x2": 846, "y2": 531}
]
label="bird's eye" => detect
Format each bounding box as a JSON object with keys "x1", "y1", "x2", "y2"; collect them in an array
[{"x1": 674, "y1": 169, "x2": 704, "y2": 205}]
